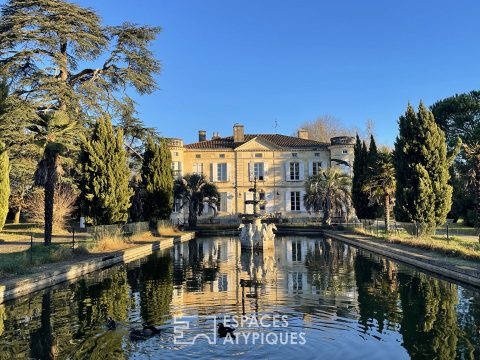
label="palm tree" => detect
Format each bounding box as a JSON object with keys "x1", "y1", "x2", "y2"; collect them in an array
[
  {"x1": 29, "y1": 110, "x2": 80, "y2": 245},
  {"x1": 464, "y1": 143, "x2": 480, "y2": 241},
  {"x1": 304, "y1": 167, "x2": 352, "y2": 225},
  {"x1": 362, "y1": 150, "x2": 396, "y2": 232},
  {"x1": 173, "y1": 174, "x2": 220, "y2": 227}
]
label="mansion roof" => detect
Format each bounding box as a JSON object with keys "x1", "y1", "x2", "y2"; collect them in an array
[{"x1": 184, "y1": 134, "x2": 331, "y2": 150}]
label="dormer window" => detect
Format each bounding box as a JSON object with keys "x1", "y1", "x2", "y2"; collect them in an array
[
  {"x1": 342, "y1": 149, "x2": 348, "y2": 154},
  {"x1": 219, "y1": 154, "x2": 225, "y2": 158},
  {"x1": 195, "y1": 154, "x2": 201, "y2": 159},
  {"x1": 314, "y1": 152, "x2": 320, "y2": 157},
  {"x1": 255, "y1": 153, "x2": 263, "y2": 158},
  {"x1": 292, "y1": 153, "x2": 298, "y2": 158}
]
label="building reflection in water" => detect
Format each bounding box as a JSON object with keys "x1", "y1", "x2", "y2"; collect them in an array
[{"x1": 0, "y1": 236, "x2": 479, "y2": 359}]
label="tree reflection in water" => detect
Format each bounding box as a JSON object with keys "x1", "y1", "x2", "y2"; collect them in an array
[{"x1": 0, "y1": 237, "x2": 478, "y2": 359}]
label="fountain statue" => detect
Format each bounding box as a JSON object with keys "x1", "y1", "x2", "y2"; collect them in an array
[{"x1": 238, "y1": 177, "x2": 277, "y2": 249}]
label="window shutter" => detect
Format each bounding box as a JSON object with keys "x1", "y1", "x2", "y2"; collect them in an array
[
  {"x1": 227, "y1": 193, "x2": 232, "y2": 213},
  {"x1": 308, "y1": 161, "x2": 313, "y2": 177},
  {"x1": 212, "y1": 163, "x2": 218, "y2": 182},
  {"x1": 300, "y1": 190, "x2": 306, "y2": 211},
  {"x1": 226, "y1": 163, "x2": 231, "y2": 182},
  {"x1": 285, "y1": 191, "x2": 290, "y2": 212},
  {"x1": 299, "y1": 162, "x2": 305, "y2": 180},
  {"x1": 248, "y1": 162, "x2": 253, "y2": 181},
  {"x1": 263, "y1": 162, "x2": 268, "y2": 181},
  {"x1": 285, "y1": 162, "x2": 290, "y2": 181}
]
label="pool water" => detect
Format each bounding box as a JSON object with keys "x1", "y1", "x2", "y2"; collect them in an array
[{"x1": 0, "y1": 236, "x2": 478, "y2": 359}]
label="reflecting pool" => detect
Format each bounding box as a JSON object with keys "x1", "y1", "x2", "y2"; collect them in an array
[{"x1": 0, "y1": 236, "x2": 479, "y2": 359}]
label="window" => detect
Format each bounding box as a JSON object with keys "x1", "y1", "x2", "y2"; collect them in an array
[
  {"x1": 219, "y1": 154, "x2": 225, "y2": 158},
  {"x1": 217, "y1": 163, "x2": 227, "y2": 181},
  {"x1": 259, "y1": 192, "x2": 266, "y2": 212},
  {"x1": 193, "y1": 163, "x2": 203, "y2": 175},
  {"x1": 173, "y1": 151, "x2": 179, "y2": 157},
  {"x1": 173, "y1": 198, "x2": 181, "y2": 213},
  {"x1": 312, "y1": 161, "x2": 323, "y2": 176},
  {"x1": 195, "y1": 154, "x2": 201, "y2": 159},
  {"x1": 254, "y1": 162, "x2": 265, "y2": 180},
  {"x1": 289, "y1": 162, "x2": 300, "y2": 181},
  {"x1": 255, "y1": 153, "x2": 263, "y2": 158},
  {"x1": 172, "y1": 161, "x2": 182, "y2": 177},
  {"x1": 342, "y1": 149, "x2": 348, "y2": 154},
  {"x1": 314, "y1": 152, "x2": 320, "y2": 157},
  {"x1": 290, "y1": 191, "x2": 300, "y2": 211},
  {"x1": 292, "y1": 272, "x2": 303, "y2": 291},
  {"x1": 218, "y1": 274, "x2": 228, "y2": 292},
  {"x1": 292, "y1": 241, "x2": 302, "y2": 261},
  {"x1": 292, "y1": 153, "x2": 298, "y2": 157},
  {"x1": 218, "y1": 192, "x2": 227, "y2": 212}
]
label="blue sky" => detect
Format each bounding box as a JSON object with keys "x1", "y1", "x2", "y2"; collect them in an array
[{"x1": 78, "y1": 1, "x2": 479, "y2": 145}]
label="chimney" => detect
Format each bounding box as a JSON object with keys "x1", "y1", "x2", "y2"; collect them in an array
[
  {"x1": 297, "y1": 128, "x2": 309, "y2": 140},
  {"x1": 233, "y1": 123, "x2": 245, "y2": 142},
  {"x1": 198, "y1": 130, "x2": 206, "y2": 142},
  {"x1": 212, "y1": 131, "x2": 220, "y2": 140}
]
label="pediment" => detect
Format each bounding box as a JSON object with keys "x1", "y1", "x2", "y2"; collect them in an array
[{"x1": 235, "y1": 136, "x2": 280, "y2": 151}]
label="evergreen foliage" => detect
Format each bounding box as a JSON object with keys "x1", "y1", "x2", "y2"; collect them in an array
[
  {"x1": 352, "y1": 135, "x2": 379, "y2": 219},
  {"x1": 393, "y1": 102, "x2": 453, "y2": 233},
  {"x1": 0, "y1": 146, "x2": 9, "y2": 230},
  {"x1": 0, "y1": 78, "x2": 9, "y2": 230},
  {"x1": 173, "y1": 174, "x2": 219, "y2": 227},
  {"x1": 82, "y1": 117, "x2": 133, "y2": 225},
  {"x1": 363, "y1": 150, "x2": 396, "y2": 230},
  {"x1": 0, "y1": 0, "x2": 160, "y2": 242},
  {"x1": 304, "y1": 168, "x2": 352, "y2": 225},
  {"x1": 431, "y1": 91, "x2": 478, "y2": 223},
  {"x1": 141, "y1": 137, "x2": 173, "y2": 221}
]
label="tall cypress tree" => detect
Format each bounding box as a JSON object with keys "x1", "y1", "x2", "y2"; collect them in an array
[
  {"x1": 365, "y1": 135, "x2": 381, "y2": 218},
  {"x1": 141, "y1": 136, "x2": 173, "y2": 221},
  {"x1": 0, "y1": 145, "x2": 9, "y2": 230},
  {"x1": 352, "y1": 135, "x2": 372, "y2": 219},
  {"x1": 393, "y1": 102, "x2": 452, "y2": 233},
  {"x1": 82, "y1": 117, "x2": 133, "y2": 225}
]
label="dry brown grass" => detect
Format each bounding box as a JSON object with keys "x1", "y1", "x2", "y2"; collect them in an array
[
  {"x1": 87, "y1": 236, "x2": 134, "y2": 253},
  {"x1": 353, "y1": 227, "x2": 480, "y2": 261},
  {"x1": 156, "y1": 223, "x2": 181, "y2": 237}
]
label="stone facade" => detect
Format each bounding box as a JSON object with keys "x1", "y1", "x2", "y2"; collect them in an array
[{"x1": 168, "y1": 124, "x2": 354, "y2": 221}]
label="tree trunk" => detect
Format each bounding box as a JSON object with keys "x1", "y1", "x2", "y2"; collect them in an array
[
  {"x1": 188, "y1": 201, "x2": 197, "y2": 227},
  {"x1": 13, "y1": 206, "x2": 21, "y2": 224},
  {"x1": 44, "y1": 149, "x2": 58, "y2": 246},
  {"x1": 384, "y1": 194, "x2": 390, "y2": 234},
  {"x1": 323, "y1": 197, "x2": 331, "y2": 225}
]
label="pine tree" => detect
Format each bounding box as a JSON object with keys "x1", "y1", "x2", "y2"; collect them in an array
[
  {"x1": 0, "y1": 145, "x2": 9, "y2": 230},
  {"x1": 393, "y1": 102, "x2": 452, "y2": 233},
  {"x1": 141, "y1": 136, "x2": 173, "y2": 221},
  {"x1": 82, "y1": 117, "x2": 133, "y2": 225},
  {"x1": 0, "y1": 0, "x2": 160, "y2": 243}
]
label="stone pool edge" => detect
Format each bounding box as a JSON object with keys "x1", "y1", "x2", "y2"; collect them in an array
[
  {"x1": 324, "y1": 230, "x2": 480, "y2": 288},
  {"x1": 0, "y1": 232, "x2": 195, "y2": 304}
]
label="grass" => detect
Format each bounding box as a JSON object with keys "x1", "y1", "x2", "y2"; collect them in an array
[
  {"x1": 86, "y1": 235, "x2": 134, "y2": 253},
  {"x1": 156, "y1": 223, "x2": 182, "y2": 237},
  {"x1": 0, "y1": 222, "x2": 186, "y2": 278},
  {"x1": 0, "y1": 245, "x2": 86, "y2": 278},
  {"x1": 352, "y1": 227, "x2": 480, "y2": 261}
]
